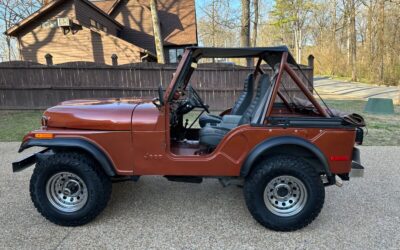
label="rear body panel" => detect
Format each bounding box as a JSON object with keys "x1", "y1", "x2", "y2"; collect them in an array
[{"x1": 130, "y1": 122, "x2": 355, "y2": 176}]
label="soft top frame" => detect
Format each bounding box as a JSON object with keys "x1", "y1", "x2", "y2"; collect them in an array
[{"x1": 165, "y1": 46, "x2": 330, "y2": 119}]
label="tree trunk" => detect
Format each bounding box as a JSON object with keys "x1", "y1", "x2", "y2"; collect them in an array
[
  {"x1": 149, "y1": 0, "x2": 165, "y2": 64},
  {"x1": 6, "y1": 36, "x2": 11, "y2": 61},
  {"x1": 348, "y1": 0, "x2": 357, "y2": 81},
  {"x1": 251, "y1": 0, "x2": 259, "y2": 47},
  {"x1": 367, "y1": 0, "x2": 373, "y2": 62},
  {"x1": 298, "y1": 28, "x2": 302, "y2": 63},
  {"x1": 331, "y1": 0, "x2": 337, "y2": 75},
  {"x1": 241, "y1": 0, "x2": 251, "y2": 66},
  {"x1": 211, "y1": 0, "x2": 216, "y2": 62},
  {"x1": 294, "y1": 27, "x2": 302, "y2": 63},
  {"x1": 377, "y1": 0, "x2": 385, "y2": 83},
  {"x1": 293, "y1": 9, "x2": 302, "y2": 64}
]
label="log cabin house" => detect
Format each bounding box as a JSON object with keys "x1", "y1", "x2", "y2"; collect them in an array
[{"x1": 5, "y1": 0, "x2": 198, "y2": 65}]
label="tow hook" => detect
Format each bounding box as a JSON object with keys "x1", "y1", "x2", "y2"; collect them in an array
[{"x1": 335, "y1": 175, "x2": 343, "y2": 187}]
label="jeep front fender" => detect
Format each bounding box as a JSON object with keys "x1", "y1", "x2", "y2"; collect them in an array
[
  {"x1": 240, "y1": 136, "x2": 331, "y2": 177},
  {"x1": 15, "y1": 138, "x2": 116, "y2": 176}
]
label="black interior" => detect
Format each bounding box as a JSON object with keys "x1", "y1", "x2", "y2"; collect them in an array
[{"x1": 198, "y1": 73, "x2": 255, "y2": 127}]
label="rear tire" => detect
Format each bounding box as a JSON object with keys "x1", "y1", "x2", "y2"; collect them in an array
[
  {"x1": 244, "y1": 155, "x2": 325, "y2": 231},
  {"x1": 30, "y1": 152, "x2": 112, "y2": 226}
]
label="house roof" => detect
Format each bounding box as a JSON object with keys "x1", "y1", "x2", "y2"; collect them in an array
[
  {"x1": 5, "y1": 0, "x2": 123, "y2": 36},
  {"x1": 110, "y1": 0, "x2": 197, "y2": 53},
  {"x1": 91, "y1": 0, "x2": 121, "y2": 14},
  {"x1": 157, "y1": 0, "x2": 197, "y2": 46}
]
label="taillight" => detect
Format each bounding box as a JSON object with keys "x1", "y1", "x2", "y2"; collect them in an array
[{"x1": 329, "y1": 156, "x2": 350, "y2": 161}]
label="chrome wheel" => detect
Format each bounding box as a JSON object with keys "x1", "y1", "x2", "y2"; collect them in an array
[
  {"x1": 263, "y1": 175, "x2": 308, "y2": 217},
  {"x1": 46, "y1": 172, "x2": 88, "y2": 213}
]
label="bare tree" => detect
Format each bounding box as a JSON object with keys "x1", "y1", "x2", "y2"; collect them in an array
[
  {"x1": 0, "y1": 0, "x2": 20, "y2": 61},
  {"x1": 241, "y1": 0, "x2": 251, "y2": 65},
  {"x1": 251, "y1": 0, "x2": 259, "y2": 47},
  {"x1": 376, "y1": 0, "x2": 385, "y2": 82},
  {"x1": 149, "y1": 0, "x2": 165, "y2": 64},
  {"x1": 331, "y1": 0, "x2": 338, "y2": 75},
  {"x1": 270, "y1": 0, "x2": 314, "y2": 64},
  {"x1": 0, "y1": 0, "x2": 42, "y2": 61},
  {"x1": 198, "y1": 0, "x2": 237, "y2": 46},
  {"x1": 347, "y1": 0, "x2": 357, "y2": 81}
]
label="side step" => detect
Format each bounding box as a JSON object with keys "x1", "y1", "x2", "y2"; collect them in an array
[{"x1": 164, "y1": 176, "x2": 203, "y2": 184}]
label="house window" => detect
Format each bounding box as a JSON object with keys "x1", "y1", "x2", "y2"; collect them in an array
[
  {"x1": 168, "y1": 48, "x2": 184, "y2": 63},
  {"x1": 90, "y1": 18, "x2": 107, "y2": 32},
  {"x1": 41, "y1": 20, "x2": 58, "y2": 29}
]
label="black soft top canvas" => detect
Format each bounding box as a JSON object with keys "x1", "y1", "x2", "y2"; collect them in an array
[{"x1": 187, "y1": 46, "x2": 297, "y2": 67}]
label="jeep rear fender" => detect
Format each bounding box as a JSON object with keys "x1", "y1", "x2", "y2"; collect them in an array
[
  {"x1": 18, "y1": 138, "x2": 116, "y2": 176},
  {"x1": 240, "y1": 136, "x2": 331, "y2": 177}
]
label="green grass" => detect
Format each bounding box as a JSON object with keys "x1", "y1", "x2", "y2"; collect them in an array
[
  {"x1": 323, "y1": 100, "x2": 400, "y2": 146},
  {"x1": 0, "y1": 110, "x2": 43, "y2": 142},
  {"x1": 1, "y1": 100, "x2": 399, "y2": 145}
]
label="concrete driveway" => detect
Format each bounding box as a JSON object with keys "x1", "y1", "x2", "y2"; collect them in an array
[
  {"x1": 1, "y1": 142, "x2": 399, "y2": 249},
  {"x1": 314, "y1": 77, "x2": 399, "y2": 103}
]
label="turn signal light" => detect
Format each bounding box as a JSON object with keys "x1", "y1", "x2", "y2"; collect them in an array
[{"x1": 34, "y1": 133, "x2": 54, "y2": 139}]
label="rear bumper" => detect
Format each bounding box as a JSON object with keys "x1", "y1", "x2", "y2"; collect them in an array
[{"x1": 349, "y1": 147, "x2": 364, "y2": 177}]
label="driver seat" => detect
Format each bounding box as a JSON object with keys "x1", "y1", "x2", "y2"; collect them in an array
[
  {"x1": 198, "y1": 73, "x2": 254, "y2": 127},
  {"x1": 199, "y1": 74, "x2": 272, "y2": 148}
]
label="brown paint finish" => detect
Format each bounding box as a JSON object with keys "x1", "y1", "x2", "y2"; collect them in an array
[
  {"x1": 24, "y1": 129, "x2": 134, "y2": 175},
  {"x1": 131, "y1": 102, "x2": 165, "y2": 131},
  {"x1": 44, "y1": 98, "x2": 143, "y2": 130},
  {"x1": 27, "y1": 123, "x2": 355, "y2": 176}
]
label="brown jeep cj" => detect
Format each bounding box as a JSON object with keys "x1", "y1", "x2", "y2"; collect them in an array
[{"x1": 13, "y1": 47, "x2": 365, "y2": 231}]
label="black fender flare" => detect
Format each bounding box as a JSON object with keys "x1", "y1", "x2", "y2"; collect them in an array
[
  {"x1": 240, "y1": 136, "x2": 331, "y2": 177},
  {"x1": 19, "y1": 138, "x2": 116, "y2": 176}
]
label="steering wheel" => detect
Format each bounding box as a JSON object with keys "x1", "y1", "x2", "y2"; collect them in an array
[{"x1": 189, "y1": 85, "x2": 209, "y2": 113}]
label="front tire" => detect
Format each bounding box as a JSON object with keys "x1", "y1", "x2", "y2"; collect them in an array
[
  {"x1": 244, "y1": 155, "x2": 325, "y2": 231},
  {"x1": 30, "y1": 152, "x2": 112, "y2": 226}
]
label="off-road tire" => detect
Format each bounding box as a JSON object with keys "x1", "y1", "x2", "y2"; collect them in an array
[
  {"x1": 244, "y1": 155, "x2": 325, "y2": 231},
  {"x1": 30, "y1": 152, "x2": 112, "y2": 226}
]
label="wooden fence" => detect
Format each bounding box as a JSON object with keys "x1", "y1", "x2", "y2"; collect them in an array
[{"x1": 0, "y1": 60, "x2": 313, "y2": 110}]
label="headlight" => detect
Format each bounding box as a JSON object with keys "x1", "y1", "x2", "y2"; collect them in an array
[{"x1": 41, "y1": 116, "x2": 48, "y2": 127}]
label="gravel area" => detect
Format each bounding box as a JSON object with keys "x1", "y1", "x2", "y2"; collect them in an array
[{"x1": 1, "y1": 142, "x2": 399, "y2": 249}]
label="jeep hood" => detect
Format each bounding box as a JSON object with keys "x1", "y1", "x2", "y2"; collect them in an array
[{"x1": 44, "y1": 98, "x2": 148, "y2": 130}]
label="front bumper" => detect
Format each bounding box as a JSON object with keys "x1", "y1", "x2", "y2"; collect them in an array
[
  {"x1": 12, "y1": 149, "x2": 49, "y2": 172},
  {"x1": 349, "y1": 147, "x2": 364, "y2": 177}
]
